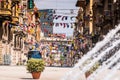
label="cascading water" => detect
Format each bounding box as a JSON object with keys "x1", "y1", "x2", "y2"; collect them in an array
[
  {"x1": 87, "y1": 49, "x2": 120, "y2": 80},
  {"x1": 87, "y1": 33, "x2": 120, "y2": 80},
  {"x1": 62, "y1": 24, "x2": 120, "y2": 80}
]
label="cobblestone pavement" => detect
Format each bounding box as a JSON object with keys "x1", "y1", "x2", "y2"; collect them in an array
[
  {"x1": 0, "y1": 66, "x2": 72, "y2": 80},
  {"x1": 1, "y1": 66, "x2": 120, "y2": 80}
]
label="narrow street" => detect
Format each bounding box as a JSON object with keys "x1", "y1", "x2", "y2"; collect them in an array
[
  {"x1": 0, "y1": 0, "x2": 120, "y2": 80},
  {"x1": 0, "y1": 66, "x2": 72, "y2": 80}
]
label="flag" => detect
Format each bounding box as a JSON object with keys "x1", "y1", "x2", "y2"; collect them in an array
[
  {"x1": 63, "y1": 23, "x2": 66, "y2": 28},
  {"x1": 55, "y1": 23, "x2": 59, "y2": 27},
  {"x1": 62, "y1": 16, "x2": 65, "y2": 20},
  {"x1": 67, "y1": 23, "x2": 69, "y2": 28},
  {"x1": 60, "y1": 23, "x2": 63, "y2": 26}
]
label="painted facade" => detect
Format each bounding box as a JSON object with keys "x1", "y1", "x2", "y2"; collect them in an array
[
  {"x1": 0, "y1": 0, "x2": 41, "y2": 65},
  {"x1": 75, "y1": 0, "x2": 120, "y2": 43}
]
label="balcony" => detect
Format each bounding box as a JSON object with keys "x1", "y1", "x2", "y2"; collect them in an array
[
  {"x1": 13, "y1": 47, "x2": 21, "y2": 51},
  {"x1": 11, "y1": 16, "x2": 19, "y2": 25},
  {"x1": 0, "y1": 8, "x2": 12, "y2": 16},
  {"x1": 12, "y1": 16, "x2": 19, "y2": 22},
  {"x1": 0, "y1": 1, "x2": 12, "y2": 21},
  {"x1": 92, "y1": 0, "x2": 103, "y2": 8},
  {"x1": 76, "y1": 0, "x2": 86, "y2": 7}
]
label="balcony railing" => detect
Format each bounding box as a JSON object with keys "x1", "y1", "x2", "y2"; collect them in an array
[
  {"x1": 0, "y1": 8, "x2": 12, "y2": 16},
  {"x1": 0, "y1": 1, "x2": 12, "y2": 16},
  {"x1": 12, "y1": 16, "x2": 19, "y2": 23}
]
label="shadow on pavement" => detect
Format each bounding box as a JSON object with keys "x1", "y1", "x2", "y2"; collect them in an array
[
  {"x1": 46, "y1": 66, "x2": 73, "y2": 68},
  {"x1": 20, "y1": 78, "x2": 35, "y2": 80}
]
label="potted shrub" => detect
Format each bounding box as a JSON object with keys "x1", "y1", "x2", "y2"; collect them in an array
[{"x1": 26, "y1": 58, "x2": 45, "y2": 79}]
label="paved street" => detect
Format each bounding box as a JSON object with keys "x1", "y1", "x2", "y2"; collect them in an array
[
  {"x1": 1, "y1": 66, "x2": 120, "y2": 80},
  {"x1": 0, "y1": 66, "x2": 72, "y2": 80}
]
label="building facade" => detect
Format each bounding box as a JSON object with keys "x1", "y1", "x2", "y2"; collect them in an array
[
  {"x1": 0, "y1": 0, "x2": 13, "y2": 64},
  {"x1": 0, "y1": 0, "x2": 41, "y2": 65},
  {"x1": 75, "y1": 0, "x2": 120, "y2": 44},
  {"x1": 74, "y1": 0, "x2": 120, "y2": 55}
]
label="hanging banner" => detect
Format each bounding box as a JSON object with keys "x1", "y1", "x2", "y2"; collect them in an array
[
  {"x1": 54, "y1": 23, "x2": 75, "y2": 28},
  {"x1": 39, "y1": 9, "x2": 53, "y2": 37}
]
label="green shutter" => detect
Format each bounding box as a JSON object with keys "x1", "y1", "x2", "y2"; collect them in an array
[{"x1": 28, "y1": 0, "x2": 34, "y2": 9}]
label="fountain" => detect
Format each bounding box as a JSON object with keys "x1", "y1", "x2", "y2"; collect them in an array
[{"x1": 62, "y1": 24, "x2": 120, "y2": 80}]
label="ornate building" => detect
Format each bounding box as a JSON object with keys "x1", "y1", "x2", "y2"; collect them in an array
[
  {"x1": 92, "y1": 0, "x2": 120, "y2": 41},
  {"x1": 0, "y1": 0, "x2": 13, "y2": 64},
  {"x1": 0, "y1": 0, "x2": 26, "y2": 65},
  {"x1": 0, "y1": 0, "x2": 41, "y2": 65},
  {"x1": 76, "y1": 0, "x2": 93, "y2": 35},
  {"x1": 75, "y1": 0, "x2": 120, "y2": 44}
]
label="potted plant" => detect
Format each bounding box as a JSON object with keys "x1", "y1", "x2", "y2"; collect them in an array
[{"x1": 26, "y1": 58, "x2": 45, "y2": 79}]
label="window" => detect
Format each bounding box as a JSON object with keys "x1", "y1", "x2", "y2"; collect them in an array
[{"x1": 0, "y1": 1, "x2": 5, "y2": 8}]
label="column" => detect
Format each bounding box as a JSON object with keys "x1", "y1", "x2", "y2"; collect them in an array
[{"x1": 89, "y1": 0, "x2": 93, "y2": 34}]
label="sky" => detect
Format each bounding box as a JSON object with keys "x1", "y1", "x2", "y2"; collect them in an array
[{"x1": 34, "y1": 0, "x2": 79, "y2": 37}]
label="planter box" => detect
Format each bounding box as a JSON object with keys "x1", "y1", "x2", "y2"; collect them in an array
[{"x1": 32, "y1": 72, "x2": 41, "y2": 79}]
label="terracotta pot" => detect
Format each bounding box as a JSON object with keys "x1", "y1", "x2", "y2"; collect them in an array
[
  {"x1": 85, "y1": 71, "x2": 90, "y2": 78},
  {"x1": 32, "y1": 72, "x2": 41, "y2": 79}
]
